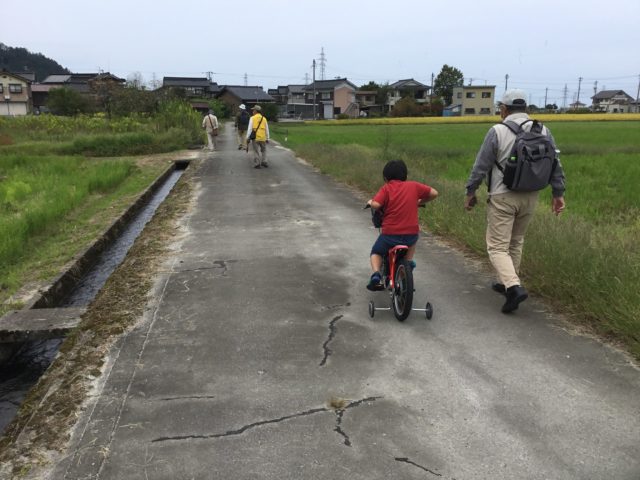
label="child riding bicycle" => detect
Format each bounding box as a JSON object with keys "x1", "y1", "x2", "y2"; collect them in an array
[{"x1": 366, "y1": 160, "x2": 438, "y2": 291}]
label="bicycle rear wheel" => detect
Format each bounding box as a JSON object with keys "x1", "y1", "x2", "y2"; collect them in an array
[{"x1": 392, "y1": 259, "x2": 413, "y2": 321}]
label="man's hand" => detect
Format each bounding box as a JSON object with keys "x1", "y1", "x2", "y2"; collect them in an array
[
  {"x1": 464, "y1": 194, "x2": 478, "y2": 211},
  {"x1": 552, "y1": 196, "x2": 565, "y2": 216}
]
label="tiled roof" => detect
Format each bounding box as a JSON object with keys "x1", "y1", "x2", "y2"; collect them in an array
[
  {"x1": 219, "y1": 85, "x2": 274, "y2": 101},
  {"x1": 389, "y1": 78, "x2": 429, "y2": 89},
  {"x1": 592, "y1": 90, "x2": 632, "y2": 100},
  {"x1": 163, "y1": 77, "x2": 212, "y2": 88},
  {"x1": 42, "y1": 74, "x2": 72, "y2": 84},
  {"x1": 303, "y1": 78, "x2": 356, "y2": 91}
]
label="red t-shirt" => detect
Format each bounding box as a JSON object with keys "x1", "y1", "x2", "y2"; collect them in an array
[{"x1": 372, "y1": 180, "x2": 432, "y2": 235}]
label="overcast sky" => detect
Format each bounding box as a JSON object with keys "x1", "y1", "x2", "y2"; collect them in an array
[{"x1": 4, "y1": 0, "x2": 639, "y2": 107}]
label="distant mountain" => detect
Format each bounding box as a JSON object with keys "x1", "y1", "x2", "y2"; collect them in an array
[{"x1": 0, "y1": 43, "x2": 70, "y2": 81}]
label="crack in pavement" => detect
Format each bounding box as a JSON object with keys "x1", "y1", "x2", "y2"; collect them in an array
[
  {"x1": 174, "y1": 259, "x2": 238, "y2": 275},
  {"x1": 320, "y1": 315, "x2": 343, "y2": 366},
  {"x1": 158, "y1": 395, "x2": 216, "y2": 401},
  {"x1": 151, "y1": 396, "x2": 382, "y2": 445},
  {"x1": 395, "y1": 457, "x2": 443, "y2": 477},
  {"x1": 320, "y1": 302, "x2": 351, "y2": 312},
  {"x1": 152, "y1": 407, "x2": 327, "y2": 443},
  {"x1": 333, "y1": 409, "x2": 351, "y2": 446},
  {"x1": 332, "y1": 396, "x2": 383, "y2": 447}
]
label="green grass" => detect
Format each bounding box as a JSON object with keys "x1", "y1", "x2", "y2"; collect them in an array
[
  {"x1": 271, "y1": 121, "x2": 640, "y2": 359},
  {"x1": 0, "y1": 110, "x2": 200, "y2": 314}
]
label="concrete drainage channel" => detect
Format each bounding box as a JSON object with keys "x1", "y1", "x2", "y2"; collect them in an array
[{"x1": 0, "y1": 160, "x2": 190, "y2": 433}]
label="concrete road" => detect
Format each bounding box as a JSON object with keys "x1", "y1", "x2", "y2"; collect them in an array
[{"x1": 54, "y1": 127, "x2": 640, "y2": 479}]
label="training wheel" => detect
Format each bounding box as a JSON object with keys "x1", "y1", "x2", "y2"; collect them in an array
[
  {"x1": 425, "y1": 302, "x2": 433, "y2": 320},
  {"x1": 368, "y1": 300, "x2": 375, "y2": 318}
]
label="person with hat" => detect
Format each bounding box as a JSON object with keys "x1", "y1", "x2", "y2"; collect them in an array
[
  {"x1": 201, "y1": 109, "x2": 219, "y2": 152},
  {"x1": 463, "y1": 89, "x2": 566, "y2": 313},
  {"x1": 235, "y1": 104, "x2": 250, "y2": 150},
  {"x1": 246, "y1": 105, "x2": 270, "y2": 168}
]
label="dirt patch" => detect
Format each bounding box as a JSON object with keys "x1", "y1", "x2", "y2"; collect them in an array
[{"x1": 0, "y1": 157, "x2": 202, "y2": 478}]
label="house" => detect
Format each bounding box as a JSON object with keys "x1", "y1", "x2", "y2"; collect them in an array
[
  {"x1": 162, "y1": 77, "x2": 220, "y2": 97},
  {"x1": 268, "y1": 85, "x2": 312, "y2": 119},
  {"x1": 304, "y1": 78, "x2": 358, "y2": 119},
  {"x1": 216, "y1": 85, "x2": 275, "y2": 113},
  {"x1": 38, "y1": 72, "x2": 125, "y2": 112},
  {"x1": 355, "y1": 90, "x2": 384, "y2": 116},
  {"x1": 0, "y1": 70, "x2": 33, "y2": 116},
  {"x1": 387, "y1": 79, "x2": 431, "y2": 112},
  {"x1": 451, "y1": 85, "x2": 496, "y2": 116},
  {"x1": 591, "y1": 90, "x2": 634, "y2": 113},
  {"x1": 41, "y1": 72, "x2": 125, "y2": 94},
  {"x1": 569, "y1": 100, "x2": 588, "y2": 110}
]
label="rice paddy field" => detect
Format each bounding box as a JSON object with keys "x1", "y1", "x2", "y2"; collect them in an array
[
  {"x1": 271, "y1": 116, "x2": 640, "y2": 359},
  {"x1": 0, "y1": 109, "x2": 201, "y2": 315}
]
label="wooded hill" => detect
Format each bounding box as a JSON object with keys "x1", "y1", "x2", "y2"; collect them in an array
[{"x1": 0, "y1": 43, "x2": 69, "y2": 81}]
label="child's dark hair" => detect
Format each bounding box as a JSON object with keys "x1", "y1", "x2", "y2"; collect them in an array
[{"x1": 383, "y1": 160, "x2": 408, "y2": 182}]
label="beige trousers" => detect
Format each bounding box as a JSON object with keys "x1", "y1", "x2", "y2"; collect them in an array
[
  {"x1": 237, "y1": 129, "x2": 247, "y2": 148},
  {"x1": 206, "y1": 131, "x2": 216, "y2": 151},
  {"x1": 486, "y1": 191, "x2": 539, "y2": 288},
  {"x1": 251, "y1": 140, "x2": 267, "y2": 166}
]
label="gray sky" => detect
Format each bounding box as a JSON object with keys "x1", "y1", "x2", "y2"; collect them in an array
[{"x1": 5, "y1": 0, "x2": 639, "y2": 107}]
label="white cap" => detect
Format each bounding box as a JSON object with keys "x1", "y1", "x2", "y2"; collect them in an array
[
  {"x1": 239, "y1": 104, "x2": 246, "y2": 110},
  {"x1": 500, "y1": 89, "x2": 527, "y2": 106}
]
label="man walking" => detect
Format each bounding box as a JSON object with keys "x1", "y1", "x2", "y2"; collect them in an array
[
  {"x1": 246, "y1": 105, "x2": 270, "y2": 168},
  {"x1": 464, "y1": 89, "x2": 566, "y2": 313},
  {"x1": 202, "y1": 109, "x2": 219, "y2": 152},
  {"x1": 235, "y1": 104, "x2": 250, "y2": 150}
]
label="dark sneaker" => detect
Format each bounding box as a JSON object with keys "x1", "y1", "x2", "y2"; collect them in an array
[
  {"x1": 366, "y1": 272, "x2": 384, "y2": 291},
  {"x1": 501, "y1": 285, "x2": 528, "y2": 313},
  {"x1": 254, "y1": 164, "x2": 261, "y2": 169},
  {"x1": 492, "y1": 282, "x2": 506, "y2": 294},
  {"x1": 261, "y1": 162, "x2": 269, "y2": 168}
]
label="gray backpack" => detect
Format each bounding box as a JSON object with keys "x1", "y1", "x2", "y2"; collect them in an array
[{"x1": 495, "y1": 119, "x2": 558, "y2": 192}]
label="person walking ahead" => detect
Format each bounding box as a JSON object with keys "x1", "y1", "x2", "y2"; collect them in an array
[
  {"x1": 464, "y1": 89, "x2": 566, "y2": 313},
  {"x1": 246, "y1": 105, "x2": 270, "y2": 168},
  {"x1": 235, "y1": 104, "x2": 250, "y2": 150},
  {"x1": 202, "y1": 109, "x2": 219, "y2": 152}
]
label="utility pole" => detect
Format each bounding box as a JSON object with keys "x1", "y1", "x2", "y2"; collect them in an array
[
  {"x1": 593, "y1": 80, "x2": 598, "y2": 96},
  {"x1": 576, "y1": 76, "x2": 583, "y2": 107},
  {"x1": 468, "y1": 78, "x2": 473, "y2": 86},
  {"x1": 504, "y1": 74, "x2": 509, "y2": 91},
  {"x1": 312, "y1": 59, "x2": 317, "y2": 120},
  {"x1": 244, "y1": 73, "x2": 248, "y2": 87},
  {"x1": 636, "y1": 74, "x2": 640, "y2": 113},
  {"x1": 562, "y1": 84, "x2": 568, "y2": 109},
  {"x1": 318, "y1": 47, "x2": 326, "y2": 80},
  {"x1": 544, "y1": 87, "x2": 548, "y2": 108},
  {"x1": 205, "y1": 71, "x2": 213, "y2": 82},
  {"x1": 430, "y1": 72, "x2": 434, "y2": 108}
]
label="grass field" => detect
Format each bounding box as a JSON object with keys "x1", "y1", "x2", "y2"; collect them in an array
[
  {"x1": 271, "y1": 119, "x2": 640, "y2": 359},
  {"x1": 0, "y1": 111, "x2": 200, "y2": 316}
]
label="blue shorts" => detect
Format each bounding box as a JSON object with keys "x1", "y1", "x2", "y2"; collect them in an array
[{"x1": 370, "y1": 234, "x2": 419, "y2": 257}]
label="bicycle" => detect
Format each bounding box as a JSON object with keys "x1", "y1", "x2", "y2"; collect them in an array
[{"x1": 365, "y1": 205, "x2": 433, "y2": 322}]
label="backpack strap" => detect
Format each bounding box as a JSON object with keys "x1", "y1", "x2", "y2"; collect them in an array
[{"x1": 487, "y1": 119, "x2": 531, "y2": 191}]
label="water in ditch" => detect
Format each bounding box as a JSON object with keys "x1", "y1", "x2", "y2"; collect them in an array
[{"x1": 0, "y1": 168, "x2": 185, "y2": 433}]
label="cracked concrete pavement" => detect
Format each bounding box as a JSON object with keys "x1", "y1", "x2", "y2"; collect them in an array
[{"x1": 52, "y1": 127, "x2": 640, "y2": 479}]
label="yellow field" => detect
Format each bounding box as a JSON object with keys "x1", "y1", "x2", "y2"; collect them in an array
[{"x1": 312, "y1": 113, "x2": 640, "y2": 126}]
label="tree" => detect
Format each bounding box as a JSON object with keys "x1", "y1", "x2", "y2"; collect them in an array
[
  {"x1": 126, "y1": 71, "x2": 146, "y2": 90},
  {"x1": 208, "y1": 99, "x2": 230, "y2": 119},
  {"x1": 360, "y1": 81, "x2": 380, "y2": 90},
  {"x1": 433, "y1": 64, "x2": 464, "y2": 106},
  {"x1": 390, "y1": 97, "x2": 421, "y2": 117},
  {"x1": 46, "y1": 87, "x2": 92, "y2": 115},
  {"x1": 110, "y1": 87, "x2": 157, "y2": 116}
]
